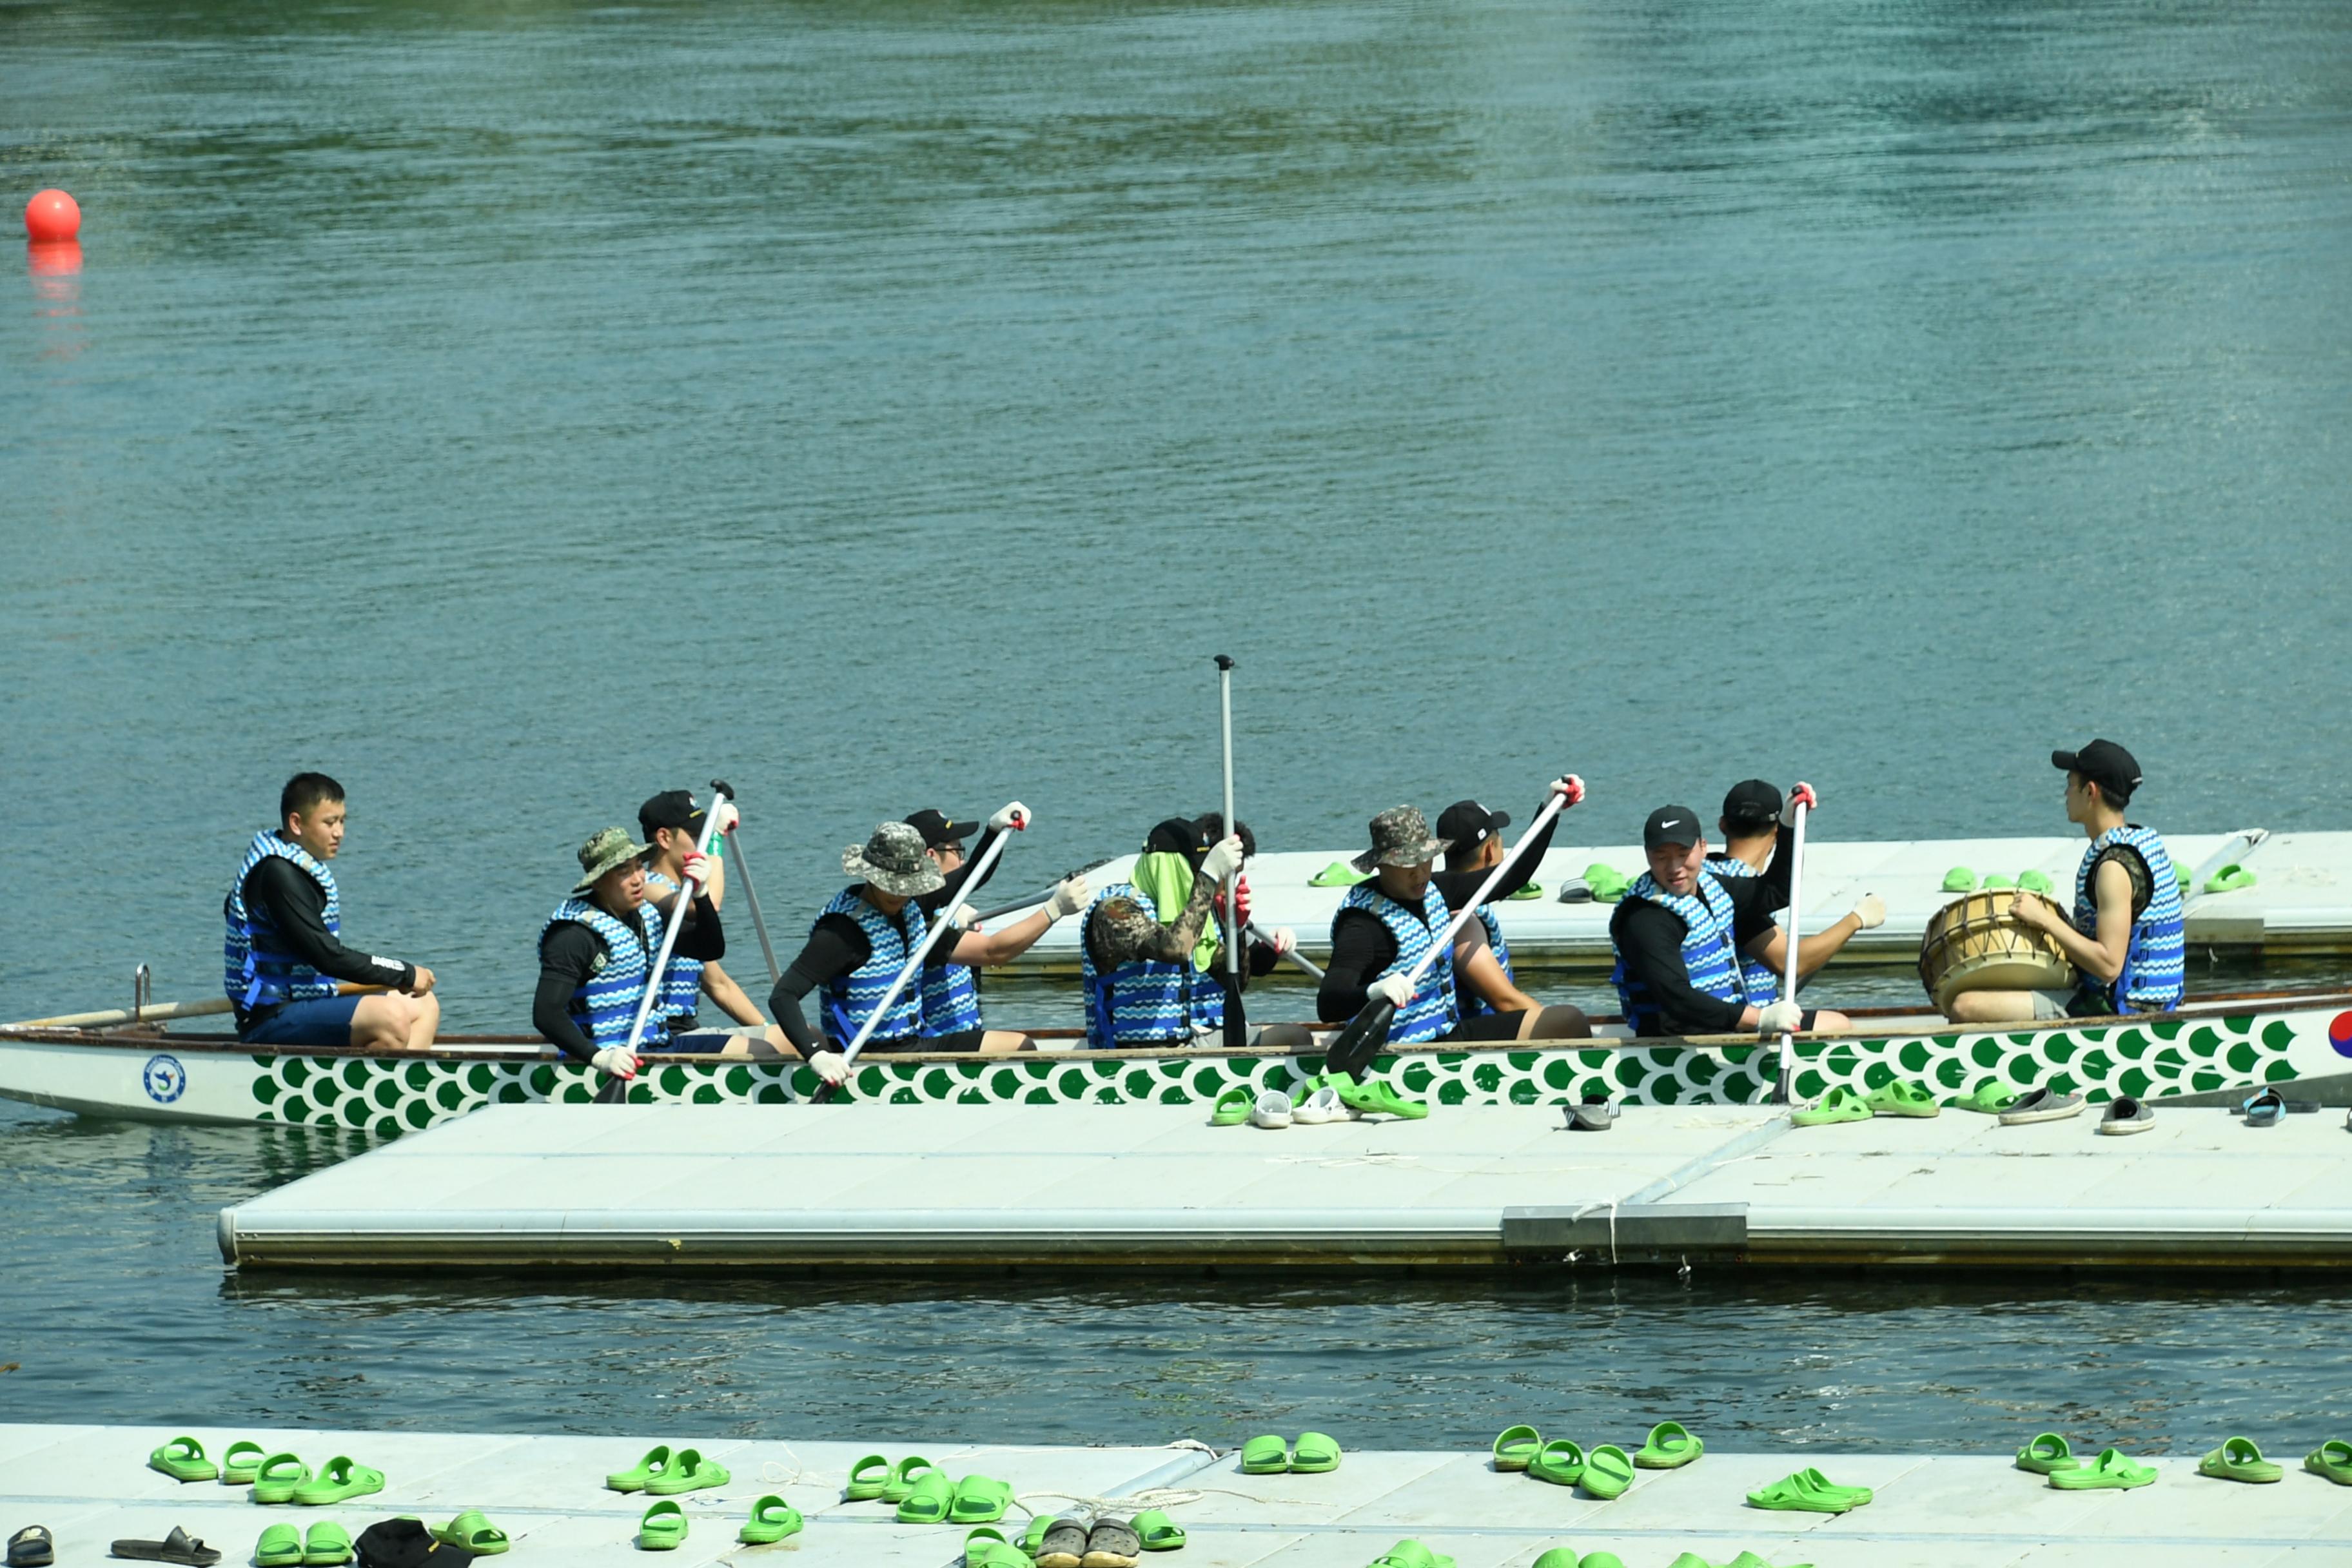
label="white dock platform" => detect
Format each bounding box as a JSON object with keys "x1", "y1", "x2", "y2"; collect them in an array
[
  {"x1": 217, "y1": 1101, "x2": 2352, "y2": 1271},
  {"x1": 998, "y1": 829, "x2": 2344, "y2": 974},
  {"x1": 5, "y1": 1423, "x2": 2347, "y2": 1567}
]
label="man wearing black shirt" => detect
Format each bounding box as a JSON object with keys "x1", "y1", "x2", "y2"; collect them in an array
[{"x1": 533, "y1": 826, "x2": 730, "y2": 1080}]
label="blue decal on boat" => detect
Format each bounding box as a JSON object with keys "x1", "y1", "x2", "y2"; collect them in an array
[{"x1": 142, "y1": 1054, "x2": 187, "y2": 1104}]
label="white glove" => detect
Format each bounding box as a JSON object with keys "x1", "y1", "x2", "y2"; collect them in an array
[
  {"x1": 988, "y1": 801, "x2": 1031, "y2": 832},
  {"x1": 591, "y1": 1046, "x2": 640, "y2": 1080},
  {"x1": 1197, "y1": 833, "x2": 1246, "y2": 887},
  {"x1": 1780, "y1": 782, "x2": 1818, "y2": 827},
  {"x1": 679, "y1": 850, "x2": 712, "y2": 889},
  {"x1": 1548, "y1": 774, "x2": 1585, "y2": 808},
  {"x1": 1850, "y1": 892, "x2": 1886, "y2": 930},
  {"x1": 709, "y1": 799, "x2": 740, "y2": 836},
  {"x1": 1043, "y1": 874, "x2": 1090, "y2": 920},
  {"x1": 1262, "y1": 926, "x2": 1298, "y2": 956},
  {"x1": 1368, "y1": 972, "x2": 1415, "y2": 1008},
  {"x1": 809, "y1": 1049, "x2": 848, "y2": 1086},
  {"x1": 1758, "y1": 999, "x2": 1803, "y2": 1036}
]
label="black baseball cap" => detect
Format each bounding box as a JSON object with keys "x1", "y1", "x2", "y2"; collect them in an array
[
  {"x1": 904, "y1": 808, "x2": 976, "y2": 849},
  {"x1": 638, "y1": 790, "x2": 704, "y2": 837},
  {"x1": 1435, "y1": 800, "x2": 1511, "y2": 852},
  {"x1": 2052, "y1": 740, "x2": 2141, "y2": 805},
  {"x1": 1720, "y1": 779, "x2": 1781, "y2": 833},
  {"x1": 1643, "y1": 805, "x2": 1704, "y2": 852}
]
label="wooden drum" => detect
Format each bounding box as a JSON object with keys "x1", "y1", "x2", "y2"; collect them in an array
[{"x1": 1917, "y1": 890, "x2": 2072, "y2": 1013}]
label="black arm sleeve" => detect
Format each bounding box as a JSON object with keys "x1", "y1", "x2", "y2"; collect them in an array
[
  {"x1": 532, "y1": 924, "x2": 603, "y2": 1063},
  {"x1": 767, "y1": 915, "x2": 868, "y2": 1052},
  {"x1": 921, "y1": 827, "x2": 1005, "y2": 914},
  {"x1": 1317, "y1": 909, "x2": 1400, "y2": 1022},
  {"x1": 1614, "y1": 901, "x2": 1748, "y2": 1036},
  {"x1": 1431, "y1": 807, "x2": 1559, "y2": 911},
  {"x1": 244, "y1": 859, "x2": 415, "y2": 991},
  {"x1": 1722, "y1": 828, "x2": 1796, "y2": 948},
  {"x1": 650, "y1": 893, "x2": 725, "y2": 961}
]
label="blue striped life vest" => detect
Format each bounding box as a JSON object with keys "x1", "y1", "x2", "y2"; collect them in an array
[
  {"x1": 921, "y1": 953, "x2": 985, "y2": 1037},
  {"x1": 540, "y1": 897, "x2": 671, "y2": 1050},
  {"x1": 1704, "y1": 854, "x2": 1783, "y2": 1005},
  {"x1": 2072, "y1": 825, "x2": 2186, "y2": 1012},
  {"x1": 818, "y1": 888, "x2": 926, "y2": 1044},
  {"x1": 223, "y1": 830, "x2": 344, "y2": 1011},
  {"x1": 1335, "y1": 883, "x2": 1461, "y2": 1045},
  {"x1": 1610, "y1": 869, "x2": 1750, "y2": 1036},
  {"x1": 1080, "y1": 882, "x2": 1199, "y2": 1048},
  {"x1": 1458, "y1": 905, "x2": 1516, "y2": 1020},
  {"x1": 643, "y1": 870, "x2": 704, "y2": 1028}
]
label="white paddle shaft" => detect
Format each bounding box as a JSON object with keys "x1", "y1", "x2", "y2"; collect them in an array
[
  {"x1": 1217, "y1": 655, "x2": 1240, "y2": 980},
  {"x1": 620, "y1": 786, "x2": 733, "y2": 1057},
  {"x1": 1775, "y1": 799, "x2": 1808, "y2": 1101},
  {"x1": 837, "y1": 814, "x2": 1019, "y2": 1071},
  {"x1": 1250, "y1": 923, "x2": 1324, "y2": 982}
]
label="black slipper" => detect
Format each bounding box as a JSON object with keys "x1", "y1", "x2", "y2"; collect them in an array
[
  {"x1": 1032, "y1": 1514, "x2": 1090, "y2": 1568},
  {"x1": 1081, "y1": 1516, "x2": 1140, "y2": 1568},
  {"x1": 8, "y1": 1525, "x2": 55, "y2": 1568},
  {"x1": 1568, "y1": 1097, "x2": 1618, "y2": 1132},
  {"x1": 110, "y1": 1525, "x2": 220, "y2": 1565}
]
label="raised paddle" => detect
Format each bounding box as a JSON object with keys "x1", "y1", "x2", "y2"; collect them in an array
[
  {"x1": 808, "y1": 807, "x2": 1024, "y2": 1104},
  {"x1": 1772, "y1": 788, "x2": 1811, "y2": 1104},
  {"x1": 595, "y1": 782, "x2": 734, "y2": 1103},
  {"x1": 966, "y1": 858, "x2": 1112, "y2": 925},
  {"x1": 1248, "y1": 922, "x2": 1324, "y2": 982},
  {"x1": 1215, "y1": 654, "x2": 1240, "y2": 985},
  {"x1": 1324, "y1": 779, "x2": 1582, "y2": 1081},
  {"x1": 709, "y1": 778, "x2": 781, "y2": 989}
]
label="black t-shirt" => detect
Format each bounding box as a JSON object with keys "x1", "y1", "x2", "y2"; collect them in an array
[
  {"x1": 531, "y1": 894, "x2": 723, "y2": 1063},
  {"x1": 231, "y1": 855, "x2": 415, "y2": 1027}
]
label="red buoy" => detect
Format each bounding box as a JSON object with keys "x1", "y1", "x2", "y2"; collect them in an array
[{"x1": 25, "y1": 189, "x2": 81, "y2": 242}]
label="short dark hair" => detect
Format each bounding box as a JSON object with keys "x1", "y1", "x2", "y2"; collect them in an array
[
  {"x1": 280, "y1": 771, "x2": 345, "y2": 826},
  {"x1": 1193, "y1": 813, "x2": 1256, "y2": 859}
]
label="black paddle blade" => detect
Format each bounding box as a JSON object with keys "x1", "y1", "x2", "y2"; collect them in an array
[
  {"x1": 593, "y1": 1074, "x2": 630, "y2": 1106},
  {"x1": 1324, "y1": 999, "x2": 1396, "y2": 1081},
  {"x1": 808, "y1": 1079, "x2": 840, "y2": 1105}
]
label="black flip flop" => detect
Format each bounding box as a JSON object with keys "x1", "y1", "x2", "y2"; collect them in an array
[
  {"x1": 8, "y1": 1525, "x2": 55, "y2": 1568},
  {"x1": 110, "y1": 1525, "x2": 220, "y2": 1565}
]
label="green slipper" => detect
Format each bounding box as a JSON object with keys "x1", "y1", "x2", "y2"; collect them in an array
[
  {"x1": 432, "y1": 1511, "x2": 508, "y2": 1555},
  {"x1": 1491, "y1": 1424, "x2": 1543, "y2": 1472},
  {"x1": 845, "y1": 1452, "x2": 892, "y2": 1500},
  {"x1": 256, "y1": 1524, "x2": 304, "y2": 1567},
  {"x1": 1211, "y1": 1087, "x2": 1253, "y2": 1126},
  {"x1": 292, "y1": 1456, "x2": 384, "y2": 1507},
  {"x1": 638, "y1": 1499, "x2": 688, "y2": 1551},
  {"x1": 1134, "y1": 1509, "x2": 1186, "y2": 1551},
  {"x1": 734, "y1": 1494, "x2": 801, "y2": 1545},
  {"x1": 2204, "y1": 865, "x2": 2257, "y2": 894},
  {"x1": 302, "y1": 1521, "x2": 353, "y2": 1567},
  {"x1": 148, "y1": 1435, "x2": 219, "y2": 1483},
  {"x1": 1017, "y1": 1515, "x2": 1054, "y2": 1556},
  {"x1": 1634, "y1": 1421, "x2": 1703, "y2": 1469},
  {"x1": 1941, "y1": 867, "x2": 1977, "y2": 893},
  {"x1": 1577, "y1": 1555, "x2": 1627, "y2": 1568},
  {"x1": 1747, "y1": 1471, "x2": 1858, "y2": 1513},
  {"x1": 898, "y1": 1467, "x2": 955, "y2": 1524},
  {"x1": 1311, "y1": 862, "x2": 1370, "y2": 888},
  {"x1": 1790, "y1": 1086, "x2": 1871, "y2": 1126},
  {"x1": 1581, "y1": 1444, "x2": 1634, "y2": 1500},
  {"x1": 1585, "y1": 864, "x2": 1630, "y2": 903},
  {"x1": 1983, "y1": 874, "x2": 2015, "y2": 891},
  {"x1": 2199, "y1": 1436, "x2": 2282, "y2": 1484},
  {"x1": 963, "y1": 1526, "x2": 1027, "y2": 1568},
  {"x1": 950, "y1": 1474, "x2": 1014, "y2": 1524},
  {"x1": 2017, "y1": 870, "x2": 2055, "y2": 896},
  {"x1": 607, "y1": 1445, "x2": 672, "y2": 1493},
  {"x1": 221, "y1": 1440, "x2": 268, "y2": 1487},
  {"x1": 2015, "y1": 1433, "x2": 2081, "y2": 1475},
  {"x1": 1530, "y1": 1553, "x2": 1579, "y2": 1568},
  {"x1": 884, "y1": 1454, "x2": 937, "y2": 1502},
  {"x1": 1948, "y1": 1083, "x2": 2021, "y2": 1115},
  {"x1": 1528, "y1": 1438, "x2": 1585, "y2": 1487},
  {"x1": 1794, "y1": 1467, "x2": 1872, "y2": 1508},
  {"x1": 1666, "y1": 1557, "x2": 1710, "y2": 1568},
  {"x1": 643, "y1": 1446, "x2": 729, "y2": 1496},
  {"x1": 1864, "y1": 1080, "x2": 1940, "y2": 1118},
  {"x1": 1335, "y1": 1077, "x2": 1429, "y2": 1121},
  {"x1": 251, "y1": 1451, "x2": 312, "y2": 1504},
  {"x1": 2306, "y1": 1441, "x2": 2352, "y2": 1485},
  {"x1": 1725, "y1": 1556, "x2": 1814, "y2": 1568},
  {"x1": 1367, "y1": 1544, "x2": 1443, "y2": 1568},
  {"x1": 1240, "y1": 1435, "x2": 1289, "y2": 1474},
  {"x1": 1507, "y1": 883, "x2": 1543, "y2": 900},
  {"x1": 1290, "y1": 1431, "x2": 1342, "y2": 1473},
  {"x1": 2048, "y1": 1448, "x2": 2156, "y2": 1491}
]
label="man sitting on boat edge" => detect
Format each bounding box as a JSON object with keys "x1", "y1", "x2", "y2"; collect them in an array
[
  {"x1": 1943, "y1": 740, "x2": 2185, "y2": 1023},
  {"x1": 1705, "y1": 778, "x2": 1884, "y2": 1003},
  {"x1": 638, "y1": 789, "x2": 790, "y2": 1054},
  {"x1": 223, "y1": 770, "x2": 439, "y2": 1050}
]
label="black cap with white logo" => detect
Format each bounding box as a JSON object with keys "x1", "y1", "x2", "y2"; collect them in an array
[
  {"x1": 1644, "y1": 805, "x2": 1703, "y2": 852},
  {"x1": 2052, "y1": 740, "x2": 2142, "y2": 806},
  {"x1": 1435, "y1": 799, "x2": 1511, "y2": 854}
]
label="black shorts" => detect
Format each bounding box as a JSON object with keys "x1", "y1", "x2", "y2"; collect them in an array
[
  {"x1": 1438, "y1": 1012, "x2": 1529, "y2": 1044},
  {"x1": 857, "y1": 1028, "x2": 987, "y2": 1055}
]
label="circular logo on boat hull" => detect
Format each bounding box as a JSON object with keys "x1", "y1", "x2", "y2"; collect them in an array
[
  {"x1": 142, "y1": 1054, "x2": 187, "y2": 1104},
  {"x1": 2331, "y1": 1012, "x2": 2352, "y2": 1059}
]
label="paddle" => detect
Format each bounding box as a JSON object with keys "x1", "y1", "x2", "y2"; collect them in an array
[
  {"x1": 1772, "y1": 790, "x2": 1810, "y2": 1104},
  {"x1": 1215, "y1": 654, "x2": 1240, "y2": 984},
  {"x1": 966, "y1": 858, "x2": 1112, "y2": 925},
  {"x1": 1324, "y1": 780, "x2": 1580, "y2": 1081},
  {"x1": 808, "y1": 807, "x2": 1024, "y2": 1104},
  {"x1": 595, "y1": 783, "x2": 733, "y2": 1102},
  {"x1": 708, "y1": 778, "x2": 781, "y2": 989},
  {"x1": 1248, "y1": 922, "x2": 1324, "y2": 982}
]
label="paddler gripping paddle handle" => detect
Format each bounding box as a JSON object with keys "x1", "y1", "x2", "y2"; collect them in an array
[
  {"x1": 596, "y1": 782, "x2": 734, "y2": 1103},
  {"x1": 967, "y1": 858, "x2": 1113, "y2": 925},
  {"x1": 808, "y1": 805, "x2": 1026, "y2": 1104},
  {"x1": 1250, "y1": 923, "x2": 1323, "y2": 982},
  {"x1": 1324, "y1": 776, "x2": 1583, "y2": 1081}
]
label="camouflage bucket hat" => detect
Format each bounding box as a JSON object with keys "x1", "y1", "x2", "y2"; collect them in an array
[
  {"x1": 843, "y1": 820, "x2": 946, "y2": 898},
  {"x1": 574, "y1": 825, "x2": 650, "y2": 893},
  {"x1": 1351, "y1": 805, "x2": 1451, "y2": 873}
]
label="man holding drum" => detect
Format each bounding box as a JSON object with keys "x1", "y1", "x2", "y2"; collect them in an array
[{"x1": 1943, "y1": 741, "x2": 2186, "y2": 1022}]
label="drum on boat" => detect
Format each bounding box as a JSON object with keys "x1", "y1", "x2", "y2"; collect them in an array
[{"x1": 1917, "y1": 889, "x2": 2072, "y2": 1013}]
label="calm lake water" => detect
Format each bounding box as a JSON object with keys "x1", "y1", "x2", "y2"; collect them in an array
[{"x1": 5, "y1": 0, "x2": 2351, "y2": 1446}]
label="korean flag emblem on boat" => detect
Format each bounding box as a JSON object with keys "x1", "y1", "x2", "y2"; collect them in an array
[{"x1": 142, "y1": 1054, "x2": 187, "y2": 1104}]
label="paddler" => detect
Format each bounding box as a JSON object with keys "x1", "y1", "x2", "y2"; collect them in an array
[
  {"x1": 902, "y1": 807, "x2": 1013, "y2": 1039},
  {"x1": 1944, "y1": 740, "x2": 2184, "y2": 1022},
  {"x1": 1317, "y1": 786, "x2": 1591, "y2": 1043},
  {"x1": 533, "y1": 827, "x2": 736, "y2": 1081},
  {"x1": 638, "y1": 790, "x2": 789, "y2": 1054},
  {"x1": 769, "y1": 816, "x2": 1090, "y2": 1083},
  {"x1": 222, "y1": 771, "x2": 440, "y2": 1049},
  {"x1": 1705, "y1": 779, "x2": 1885, "y2": 1001},
  {"x1": 1609, "y1": 789, "x2": 1856, "y2": 1037},
  {"x1": 1431, "y1": 798, "x2": 1577, "y2": 1025}
]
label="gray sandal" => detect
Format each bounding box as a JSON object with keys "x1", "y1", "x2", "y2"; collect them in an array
[
  {"x1": 1033, "y1": 1515, "x2": 1090, "y2": 1568},
  {"x1": 1081, "y1": 1518, "x2": 1140, "y2": 1568}
]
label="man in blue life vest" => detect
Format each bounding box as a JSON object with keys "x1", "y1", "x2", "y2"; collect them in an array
[
  {"x1": 1703, "y1": 779, "x2": 1885, "y2": 1003},
  {"x1": 1609, "y1": 789, "x2": 1856, "y2": 1038},
  {"x1": 769, "y1": 816, "x2": 1090, "y2": 1084},
  {"x1": 1431, "y1": 798, "x2": 1586, "y2": 1027},
  {"x1": 533, "y1": 825, "x2": 734, "y2": 1083},
  {"x1": 1944, "y1": 740, "x2": 2186, "y2": 1023},
  {"x1": 1318, "y1": 787, "x2": 1591, "y2": 1044},
  {"x1": 223, "y1": 771, "x2": 440, "y2": 1049},
  {"x1": 637, "y1": 789, "x2": 789, "y2": 1053}
]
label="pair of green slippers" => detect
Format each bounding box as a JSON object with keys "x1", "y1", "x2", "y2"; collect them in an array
[
  {"x1": 2015, "y1": 1433, "x2": 2164, "y2": 1489},
  {"x1": 148, "y1": 1436, "x2": 264, "y2": 1487},
  {"x1": 841, "y1": 1455, "x2": 1012, "y2": 1522},
  {"x1": 643, "y1": 1497, "x2": 795, "y2": 1553},
  {"x1": 252, "y1": 1522, "x2": 351, "y2": 1567},
  {"x1": 1790, "y1": 1081, "x2": 1938, "y2": 1126},
  {"x1": 1495, "y1": 1422, "x2": 1703, "y2": 1476},
  {"x1": 1943, "y1": 868, "x2": 2056, "y2": 896},
  {"x1": 605, "y1": 1445, "x2": 731, "y2": 1497},
  {"x1": 1745, "y1": 1469, "x2": 1872, "y2": 1513},
  {"x1": 1665, "y1": 1555, "x2": 1811, "y2": 1568},
  {"x1": 1240, "y1": 1433, "x2": 1342, "y2": 1474}
]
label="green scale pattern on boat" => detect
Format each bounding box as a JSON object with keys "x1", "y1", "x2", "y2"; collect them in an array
[{"x1": 1785, "y1": 1013, "x2": 2291, "y2": 1104}]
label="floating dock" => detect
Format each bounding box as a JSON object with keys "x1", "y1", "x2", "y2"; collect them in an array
[
  {"x1": 5, "y1": 1422, "x2": 2347, "y2": 1567},
  {"x1": 219, "y1": 1100, "x2": 2352, "y2": 1272},
  {"x1": 999, "y1": 828, "x2": 2344, "y2": 974}
]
